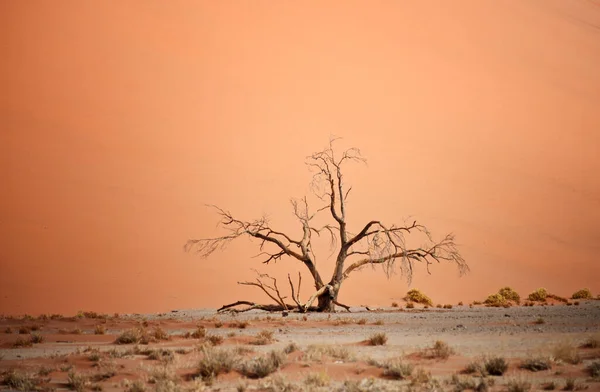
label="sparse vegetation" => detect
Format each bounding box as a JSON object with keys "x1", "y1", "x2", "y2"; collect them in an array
[
  {"x1": 443, "y1": 304, "x2": 453, "y2": 309},
  {"x1": 2, "y1": 369, "x2": 39, "y2": 391},
  {"x1": 13, "y1": 336, "x2": 33, "y2": 347},
  {"x1": 391, "y1": 302, "x2": 399, "y2": 308},
  {"x1": 373, "y1": 319, "x2": 384, "y2": 325},
  {"x1": 484, "y1": 293, "x2": 510, "y2": 307},
  {"x1": 230, "y1": 321, "x2": 250, "y2": 329},
  {"x1": 422, "y1": 340, "x2": 454, "y2": 360},
  {"x1": 305, "y1": 345, "x2": 353, "y2": 362},
  {"x1": 357, "y1": 318, "x2": 367, "y2": 325},
  {"x1": 380, "y1": 358, "x2": 414, "y2": 380},
  {"x1": 283, "y1": 342, "x2": 298, "y2": 354},
  {"x1": 94, "y1": 325, "x2": 106, "y2": 335},
  {"x1": 123, "y1": 379, "x2": 147, "y2": 392},
  {"x1": 552, "y1": 341, "x2": 581, "y2": 364},
  {"x1": 507, "y1": 378, "x2": 532, "y2": 392},
  {"x1": 366, "y1": 332, "x2": 388, "y2": 346},
  {"x1": 207, "y1": 334, "x2": 224, "y2": 346},
  {"x1": 30, "y1": 332, "x2": 44, "y2": 343},
  {"x1": 586, "y1": 361, "x2": 600, "y2": 379},
  {"x1": 528, "y1": 288, "x2": 548, "y2": 302},
  {"x1": 404, "y1": 289, "x2": 433, "y2": 306},
  {"x1": 251, "y1": 330, "x2": 275, "y2": 345},
  {"x1": 304, "y1": 371, "x2": 330, "y2": 387},
  {"x1": 571, "y1": 288, "x2": 593, "y2": 300},
  {"x1": 151, "y1": 326, "x2": 169, "y2": 341},
  {"x1": 499, "y1": 287, "x2": 521, "y2": 304},
  {"x1": 18, "y1": 326, "x2": 31, "y2": 334},
  {"x1": 406, "y1": 302, "x2": 415, "y2": 309},
  {"x1": 196, "y1": 346, "x2": 238, "y2": 381},
  {"x1": 67, "y1": 370, "x2": 89, "y2": 392},
  {"x1": 191, "y1": 326, "x2": 206, "y2": 339},
  {"x1": 563, "y1": 378, "x2": 587, "y2": 391},
  {"x1": 237, "y1": 350, "x2": 285, "y2": 379},
  {"x1": 115, "y1": 328, "x2": 145, "y2": 344},
  {"x1": 534, "y1": 317, "x2": 546, "y2": 325},
  {"x1": 542, "y1": 381, "x2": 557, "y2": 390},
  {"x1": 582, "y1": 333, "x2": 600, "y2": 348},
  {"x1": 519, "y1": 356, "x2": 552, "y2": 371},
  {"x1": 484, "y1": 356, "x2": 508, "y2": 375}
]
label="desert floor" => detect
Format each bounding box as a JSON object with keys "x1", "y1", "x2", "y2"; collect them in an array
[{"x1": 1, "y1": 301, "x2": 599, "y2": 391}]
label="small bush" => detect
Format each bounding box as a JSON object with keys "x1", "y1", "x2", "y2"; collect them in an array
[
  {"x1": 190, "y1": 326, "x2": 206, "y2": 339},
  {"x1": 4, "y1": 327, "x2": 13, "y2": 334},
  {"x1": 520, "y1": 356, "x2": 552, "y2": 371},
  {"x1": 30, "y1": 332, "x2": 44, "y2": 343},
  {"x1": 357, "y1": 318, "x2": 367, "y2": 325},
  {"x1": 237, "y1": 350, "x2": 285, "y2": 379},
  {"x1": 305, "y1": 345, "x2": 353, "y2": 362},
  {"x1": 304, "y1": 371, "x2": 330, "y2": 387},
  {"x1": 542, "y1": 382, "x2": 557, "y2": 390},
  {"x1": 381, "y1": 358, "x2": 413, "y2": 379},
  {"x1": 147, "y1": 349, "x2": 175, "y2": 364},
  {"x1": 499, "y1": 287, "x2": 521, "y2": 304},
  {"x1": 94, "y1": 325, "x2": 106, "y2": 335},
  {"x1": 473, "y1": 301, "x2": 482, "y2": 305},
  {"x1": 67, "y1": 370, "x2": 89, "y2": 392},
  {"x1": 582, "y1": 333, "x2": 600, "y2": 349},
  {"x1": 367, "y1": 332, "x2": 387, "y2": 346},
  {"x1": 391, "y1": 302, "x2": 399, "y2": 308},
  {"x1": 230, "y1": 321, "x2": 249, "y2": 329},
  {"x1": 283, "y1": 342, "x2": 298, "y2": 354},
  {"x1": 507, "y1": 378, "x2": 532, "y2": 392},
  {"x1": 528, "y1": 288, "x2": 548, "y2": 302},
  {"x1": 207, "y1": 334, "x2": 224, "y2": 346},
  {"x1": 534, "y1": 317, "x2": 546, "y2": 325},
  {"x1": 373, "y1": 319, "x2": 384, "y2": 325},
  {"x1": 571, "y1": 288, "x2": 593, "y2": 300},
  {"x1": 214, "y1": 321, "x2": 223, "y2": 328},
  {"x1": 586, "y1": 361, "x2": 600, "y2": 379},
  {"x1": 404, "y1": 289, "x2": 433, "y2": 306},
  {"x1": 151, "y1": 326, "x2": 169, "y2": 341},
  {"x1": 14, "y1": 336, "x2": 33, "y2": 347},
  {"x1": 553, "y1": 341, "x2": 581, "y2": 364},
  {"x1": 423, "y1": 340, "x2": 454, "y2": 360},
  {"x1": 123, "y1": 379, "x2": 146, "y2": 392},
  {"x1": 443, "y1": 304, "x2": 453, "y2": 309},
  {"x1": 406, "y1": 302, "x2": 415, "y2": 309},
  {"x1": 18, "y1": 326, "x2": 31, "y2": 334},
  {"x1": 250, "y1": 330, "x2": 274, "y2": 345},
  {"x1": 548, "y1": 294, "x2": 568, "y2": 303},
  {"x1": 115, "y1": 328, "x2": 145, "y2": 344},
  {"x1": 197, "y1": 346, "x2": 238, "y2": 381},
  {"x1": 563, "y1": 378, "x2": 586, "y2": 391},
  {"x1": 484, "y1": 356, "x2": 508, "y2": 375},
  {"x1": 484, "y1": 294, "x2": 510, "y2": 307},
  {"x1": 2, "y1": 369, "x2": 39, "y2": 391}
]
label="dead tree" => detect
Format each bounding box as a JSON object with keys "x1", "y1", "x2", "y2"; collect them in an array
[{"x1": 185, "y1": 138, "x2": 469, "y2": 312}]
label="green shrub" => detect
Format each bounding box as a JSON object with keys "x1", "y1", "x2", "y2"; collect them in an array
[
  {"x1": 528, "y1": 288, "x2": 548, "y2": 302},
  {"x1": 404, "y1": 289, "x2": 433, "y2": 306},
  {"x1": 571, "y1": 288, "x2": 593, "y2": 300},
  {"x1": 499, "y1": 287, "x2": 521, "y2": 304}
]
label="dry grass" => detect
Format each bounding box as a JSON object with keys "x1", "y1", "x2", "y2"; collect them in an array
[
  {"x1": 115, "y1": 328, "x2": 145, "y2": 344},
  {"x1": 357, "y1": 318, "x2": 367, "y2": 325},
  {"x1": 190, "y1": 326, "x2": 206, "y2": 339},
  {"x1": 207, "y1": 334, "x2": 224, "y2": 346},
  {"x1": 563, "y1": 378, "x2": 587, "y2": 391},
  {"x1": 30, "y1": 332, "x2": 44, "y2": 343},
  {"x1": 533, "y1": 317, "x2": 546, "y2": 325},
  {"x1": 13, "y1": 336, "x2": 33, "y2": 348},
  {"x1": 586, "y1": 361, "x2": 600, "y2": 379},
  {"x1": 519, "y1": 356, "x2": 552, "y2": 371},
  {"x1": 366, "y1": 332, "x2": 388, "y2": 346},
  {"x1": 380, "y1": 358, "x2": 414, "y2": 380},
  {"x1": 404, "y1": 289, "x2": 433, "y2": 306},
  {"x1": 582, "y1": 333, "x2": 600, "y2": 349},
  {"x1": 250, "y1": 330, "x2": 275, "y2": 345},
  {"x1": 237, "y1": 350, "x2": 285, "y2": 379},
  {"x1": 373, "y1": 319, "x2": 384, "y2": 325},
  {"x1": 422, "y1": 340, "x2": 454, "y2": 360},
  {"x1": 67, "y1": 370, "x2": 90, "y2": 392},
  {"x1": 304, "y1": 371, "x2": 330, "y2": 387},
  {"x1": 305, "y1": 344, "x2": 353, "y2": 362},
  {"x1": 94, "y1": 325, "x2": 106, "y2": 335},
  {"x1": 283, "y1": 342, "x2": 298, "y2": 354},
  {"x1": 443, "y1": 304, "x2": 453, "y2": 309},
  {"x1": 552, "y1": 341, "x2": 581, "y2": 364},
  {"x1": 123, "y1": 379, "x2": 147, "y2": 392},
  {"x1": 391, "y1": 302, "x2": 399, "y2": 308},
  {"x1": 151, "y1": 326, "x2": 170, "y2": 341},
  {"x1": 2, "y1": 369, "x2": 40, "y2": 391},
  {"x1": 484, "y1": 356, "x2": 508, "y2": 375},
  {"x1": 229, "y1": 321, "x2": 250, "y2": 329},
  {"x1": 506, "y1": 378, "x2": 532, "y2": 392},
  {"x1": 197, "y1": 346, "x2": 238, "y2": 381}
]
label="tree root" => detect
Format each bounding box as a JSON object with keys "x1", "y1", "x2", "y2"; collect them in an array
[{"x1": 217, "y1": 300, "x2": 323, "y2": 313}]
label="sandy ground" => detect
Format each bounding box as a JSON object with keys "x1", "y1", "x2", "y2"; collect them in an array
[{"x1": 1, "y1": 301, "x2": 599, "y2": 391}]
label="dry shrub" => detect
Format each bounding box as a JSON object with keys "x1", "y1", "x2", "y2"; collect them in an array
[
  {"x1": 304, "y1": 371, "x2": 330, "y2": 387},
  {"x1": 443, "y1": 304, "x2": 453, "y2": 309},
  {"x1": 123, "y1": 379, "x2": 147, "y2": 392},
  {"x1": 251, "y1": 330, "x2": 275, "y2": 345},
  {"x1": 94, "y1": 325, "x2": 106, "y2": 335},
  {"x1": 197, "y1": 346, "x2": 238, "y2": 381},
  {"x1": 115, "y1": 328, "x2": 145, "y2": 345},
  {"x1": 533, "y1": 317, "x2": 546, "y2": 325},
  {"x1": 67, "y1": 370, "x2": 90, "y2": 392},
  {"x1": 582, "y1": 333, "x2": 600, "y2": 349},
  {"x1": 519, "y1": 356, "x2": 552, "y2": 372},
  {"x1": 333, "y1": 318, "x2": 353, "y2": 326},
  {"x1": 237, "y1": 350, "x2": 285, "y2": 379},
  {"x1": 366, "y1": 332, "x2": 387, "y2": 346},
  {"x1": 587, "y1": 361, "x2": 600, "y2": 379},
  {"x1": 30, "y1": 332, "x2": 44, "y2": 344},
  {"x1": 552, "y1": 341, "x2": 581, "y2": 364},
  {"x1": 423, "y1": 340, "x2": 454, "y2": 360},
  {"x1": 283, "y1": 342, "x2": 298, "y2": 354},
  {"x1": 484, "y1": 356, "x2": 508, "y2": 375},
  {"x1": 404, "y1": 289, "x2": 433, "y2": 306},
  {"x1": 563, "y1": 378, "x2": 587, "y2": 391},
  {"x1": 357, "y1": 318, "x2": 367, "y2": 325},
  {"x1": 2, "y1": 369, "x2": 40, "y2": 391},
  {"x1": 381, "y1": 358, "x2": 414, "y2": 380},
  {"x1": 528, "y1": 288, "x2": 548, "y2": 302},
  {"x1": 207, "y1": 334, "x2": 224, "y2": 346},
  {"x1": 147, "y1": 349, "x2": 175, "y2": 364},
  {"x1": 230, "y1": 321, "x2": 249, "y2": 329},
  {"x1": 305, "y1": 345, "x2": 353, "y2": 362},
  {"x1": 506, "y1": 378, "x2": 532, "y2": 392},
  {"x1": 571, "y1": 288, "x2": 593, "y2": 300},
  {"x1": 373, "y1": 319, "x2": 384, "y2": 325},
  {"x1": 190, "y1": 326, "x2": 206, "y2": 339},
  {"x1": 548, "y1": 294, "x2": 568, "y2": 303},
  {"x1": 4, "y1": 327, "x2": 13, "y2": 334},
  {"x1": 151, "y1": 326, "x2": 169, "y2": 341},
  {"x1": 14, "y1": 336, "x2": 33, "y2": 348},
  {"x1": 406, "y1": 302, "x2": 415, "y2": 309},
  {"x1": 18, "y1": 326, "x2": 31, "y2": 334},
  {"x1": 391, "y1": 302, "x2": 399, "y2": 308},
  {"x1": 214, "y1": 321, "x2": 223, "y2": 328}
]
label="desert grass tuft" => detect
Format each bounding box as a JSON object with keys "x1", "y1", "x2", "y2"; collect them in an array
[
  {"x1": 380, "y1": 358, "x2": 414, "y2": 380},
  {"x1": 2, "y1": 369, "x2": 40, "y2": 391},
  {"x1": 563, "y1": 378, "x2": 587, "y2": 391},
  {"x1": 67, "y1": 370, "x2": 90, "y2": 392},
  {"x1": 13, "y1": 336, "x2": 33, "y2": 348},
  {"x1": 422, "y1": 340, "x2": 454, "y2": 360},
  {"x1": 483, "y1": 356, "x2": 508, "y2": 376},
  {"x1": 552, "y1": 341, "x2": 581, "y2": 364},
  {"x1": 519, "y1": 356, "x2": 552, "y2": 372},
  {"x1": 94, "y1": 325, "x2": 106, "y2": 335},
  {"x1": 30, "y1": 332, "x2": 44, "y2": 344},
  {"x1": 506, "y1": 378, "x2": 532, "y2": 392},
  {"x1": 366, "y1": 332, "x2": 387, "y2": 346},
  {"x1": 196, "y1": 346, "x2": 238, "y2": 381},
  {"x1": 237, "y1": 350, "x2": 285, "y2": 379},
  {"x1": 586, "y1": 361, "x2": 600, "y2": 379},
  {"x1": 283, "y1": 342, "x2": 298, "y2": 354},
  {"x1": 304, "y1": 371, "x2": 330, "y2": 387},
  {"x1": 250, "y1": 330, "x2": 275, "y2": 345},
  {"x1": 305, "y1": 344, "x2": 353, "y2": 362},
  {"x1": 115, "y1": 328, "x2": 146, "y2": 345}
]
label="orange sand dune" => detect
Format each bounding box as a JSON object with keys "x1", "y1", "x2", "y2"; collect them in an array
[{"x1": 1, "y1": 1, "x2": 599, "y2": 315}]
